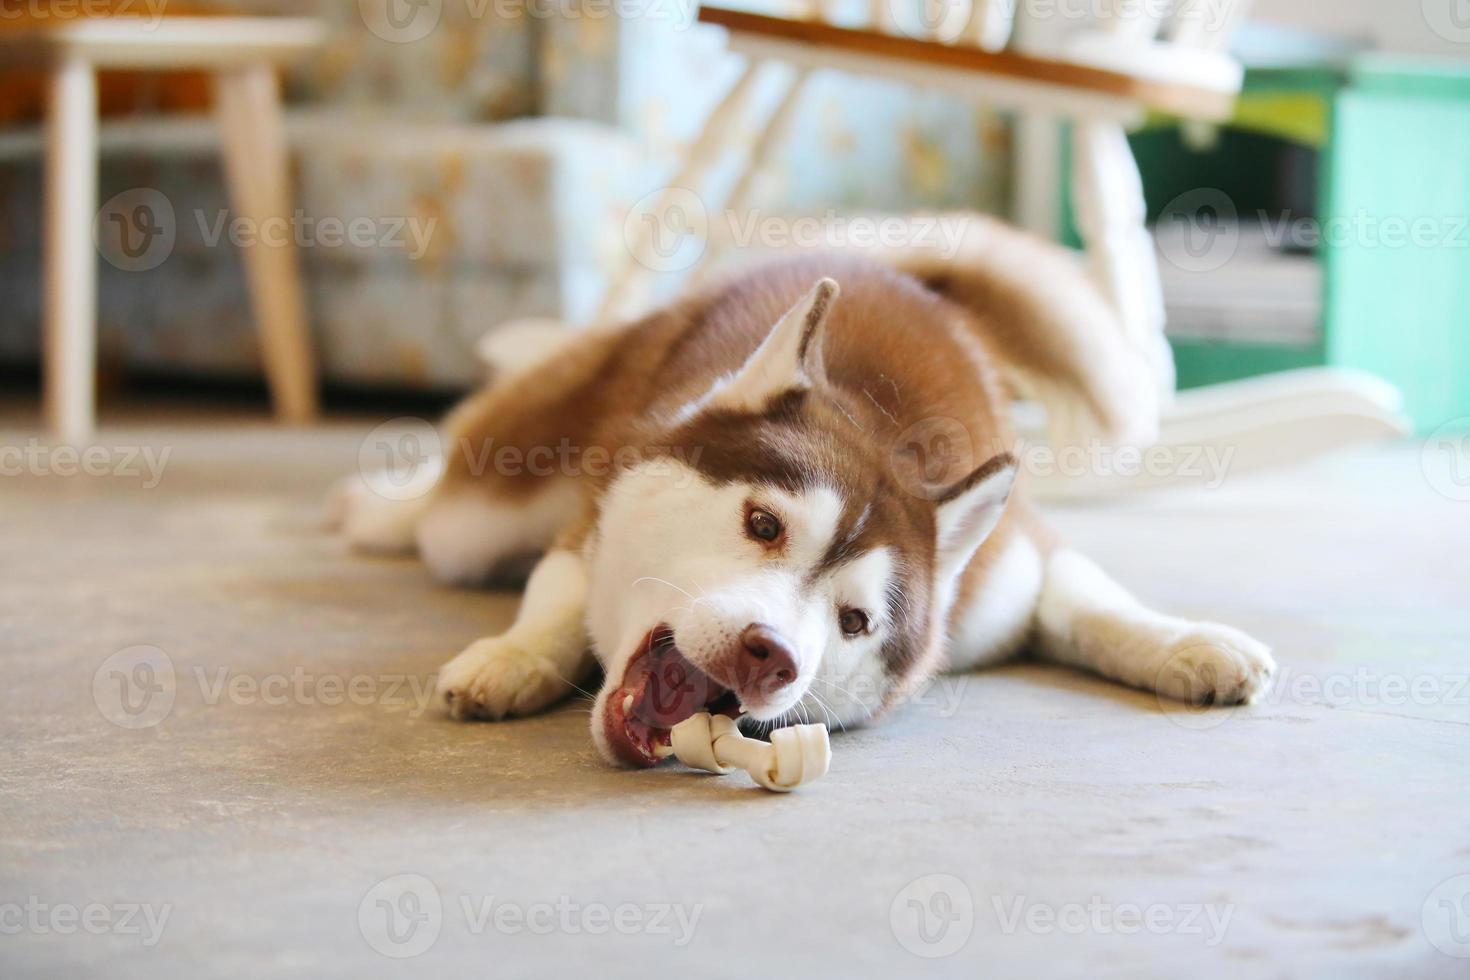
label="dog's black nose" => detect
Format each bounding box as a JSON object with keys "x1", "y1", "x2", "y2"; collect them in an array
[{"x1": 740, "y1": 623, "x2": 798, "y2": 694}]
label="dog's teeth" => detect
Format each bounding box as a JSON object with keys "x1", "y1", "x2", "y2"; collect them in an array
[
  {"x1": 622, "y1": 694, "x2": 634, "y2": 713},
  {"x1": 652, "y1": 743, "x2": 674, "y2": 759}
]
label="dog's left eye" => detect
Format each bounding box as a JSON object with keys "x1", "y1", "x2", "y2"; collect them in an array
[
  {"x1": 838, "y1": 608, "x2": 869, "y2": 636},
  {"x1": 746, "y1": 508, "x2": 783, "y2": 543}
]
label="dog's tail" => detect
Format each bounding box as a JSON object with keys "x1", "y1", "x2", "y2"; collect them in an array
[{"x1": 875, "y1": 214, "x2": 1163, "y2": 447}]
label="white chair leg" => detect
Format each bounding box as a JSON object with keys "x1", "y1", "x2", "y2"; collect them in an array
[
  {"x1": 1013, "y1": 113, "x2": 1062, "y2": 239},
  {"x1": 1107, "y1": 0, "x2": 1166, "y2": 41},
  {"x1": 215, "y1": 63, "x2": 318, "y2": 424},
  {"x1": 970, "y1": 0, "x2": 1016, "y2": 51},
  {"x1": 868, "y1": 0, "x2": 894, "y2": 32},
  {"x1": 922, "y1": 0, "x2": 972, "y2": 42},
  {"x1": 725, "y1": 68, "x2": 808, "y2": 218},
  {"x1": 598, "y1": 62, "x2": 763, "y2": 323},
  {"x1": 1070, "y1": 119, "x2": 1174, "y2": 398},
  {"x1": 1169, "y1": 0, "x2": 1253, "y2": 50},
  {"x1": 43, "y1": 55, "x2": 98, "y2": 446},
  {"x1": 691, "y1": 67, "x2": 810, "y2": 287}
]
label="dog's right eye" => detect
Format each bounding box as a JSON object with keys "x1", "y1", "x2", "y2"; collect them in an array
[{"x1": 746, "y1": 508, "x2": 783, "y2": 543}]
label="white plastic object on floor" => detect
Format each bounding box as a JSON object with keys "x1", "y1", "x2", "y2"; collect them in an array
[{"x1": 670, "y1": 712, "x2": 831, "y2": 792}]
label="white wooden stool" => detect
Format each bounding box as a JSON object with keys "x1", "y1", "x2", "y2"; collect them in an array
[{"x1": 0, "y1": 17, "x2": 326, "y2": 444}]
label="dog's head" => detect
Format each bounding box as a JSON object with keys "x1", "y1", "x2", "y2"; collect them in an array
[{"x1": 585, "y1": 278, "x2": 1016, "y2": 766}]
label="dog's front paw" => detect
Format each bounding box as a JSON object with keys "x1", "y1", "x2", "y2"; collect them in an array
[
  {"x1": 437, "y1": 635, "x2": 569, "y2": 721},
  {"x1": 1153, "y1": 623, "x2": 1276, "y2": 706}
]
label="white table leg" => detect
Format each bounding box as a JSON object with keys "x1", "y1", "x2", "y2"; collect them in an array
[
  {"x1": 1070, "y1": 119, "x2": 1174, "y2": 399},
  {"x1": 215, "y1": 63, "x2": 318, "y2": 423},
  {"x1": 43, "y1": 55, "x2": 98, "y2": 446}
]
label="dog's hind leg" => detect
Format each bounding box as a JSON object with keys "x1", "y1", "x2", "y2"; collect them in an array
[
  {"x1": 1031, "y1": 548, "x2": 1276, "y2": 705},
  {"x1": 416, "y1": 479, "x2": 582, "y2": 587},
  {"x1": 383, "y1": 324, "x2": 624, "y2": 584},
  {"x1": 327, "y1": 453, "x2": 444, "y2": 554}
]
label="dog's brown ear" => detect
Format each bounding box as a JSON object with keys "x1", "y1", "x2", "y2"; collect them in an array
[
  {"x1": 933, "y1": 452, "x2": 1017, "y2": 578},
  {"x1": 707, "y1": 277, "x2": 837, "y2": 412}
]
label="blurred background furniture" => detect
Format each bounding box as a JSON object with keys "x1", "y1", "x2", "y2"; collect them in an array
[
  {"x1": 607, "y1": 0, "x2": 1251, "y2": 403},
  {"x1": 0, "y1": 13, "x2": 325, "y2": 443},
  {"x1": 1, "y1": 0, "x2": 1464, "y2": 448},
  {"x1": 1, "y1": 0, "x2": 997, "y2": 403},
  {"x1": 1111, "y1": 45, "x2": 1470, "y2": 432}
]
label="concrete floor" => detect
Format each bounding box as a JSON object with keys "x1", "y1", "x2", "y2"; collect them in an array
[{"x1": 2, "y1": 405, "x2": 1467, "y2": 978}]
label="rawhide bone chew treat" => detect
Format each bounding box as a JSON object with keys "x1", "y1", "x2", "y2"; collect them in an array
[{"x1": 667, "y1": 711, "x2": 830, "y2": 792}]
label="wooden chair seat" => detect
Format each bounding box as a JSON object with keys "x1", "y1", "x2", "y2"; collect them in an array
[{"x1": 697, "y1": 6, "x2": 1239, "y2": 123}]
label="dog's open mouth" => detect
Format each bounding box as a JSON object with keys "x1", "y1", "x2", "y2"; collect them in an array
[{"x1": 603, "y1": 627, "x2": 741, "y2": 767}]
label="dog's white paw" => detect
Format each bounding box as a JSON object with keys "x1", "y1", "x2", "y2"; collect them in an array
[
  {"x1": 1153, "y1": 623, "x2": 1276, "y2": 706},
  {"x1": 437, "y1": 635, "x2": 569, "y2": 721}
]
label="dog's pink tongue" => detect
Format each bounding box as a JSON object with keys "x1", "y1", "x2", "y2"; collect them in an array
[{"x1": 632, "y1": 653, "x2": 720, "y2": 728}]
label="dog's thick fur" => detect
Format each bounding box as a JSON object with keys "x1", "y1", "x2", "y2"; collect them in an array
[{"x1": 336, "y1": 217, "x2": 1275, "y2": 766}]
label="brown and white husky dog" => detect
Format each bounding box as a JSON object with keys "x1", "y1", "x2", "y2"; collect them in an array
[{"x1": 336, "y1": 218, "x2": 1275, "y2": 767}]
